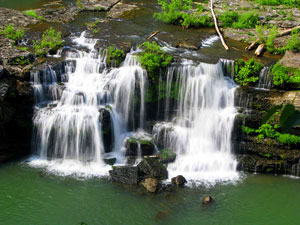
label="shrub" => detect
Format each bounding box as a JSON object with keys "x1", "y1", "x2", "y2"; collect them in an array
[
  {"x1": 253, "y1": 0, "x2": 300, "y2": 6},
  {"x1": 153, "y1": 0, "x2": 212, "y2": 28},
  {"x1": 24, "y1": 10, "x2": 44, "y2": 20},
  {"x1": 277, "y1": 133, "x2": 300, "y2": 145},
  {"x1": 106, "y1": 46, "x2": 125, "y2": 67},
  {"x1": 234, "y1": 58, "x2": 263, "y2": 86},
  {"x1": 137, "y1": 41, "x2": 173, "y2": 81},
  {"x1": 232, "y1": 12, "x2": 259, "y2": 29},
  {"x1": 219, "y1": 11, "x2": 239, "y2": 27},
  {"x1": 272, "y1": 62, "x2": 300, "y2": 87},
  {"x1": 33, "y1": 27, "x2": 63, "y2": 56},
  {"x1": 285, "y1": 29, "x2": 300, "y2": 52},
  {"x1": 0, "y1": 24, "x2": 24, "y2": 42}
]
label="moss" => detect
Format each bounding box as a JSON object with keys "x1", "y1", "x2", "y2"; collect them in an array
[
  {"x1": 106, "y1": 46, "x2": 125, "y2": 67},
  {"x1": 0, "y1": 24, "x2": 24, "y2": 42}
]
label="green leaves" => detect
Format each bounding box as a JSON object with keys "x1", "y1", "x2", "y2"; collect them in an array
[
  {"x1": 281, "y1": 110, "x2": 300, "y2": 133},
  {"x1": 106, "y1": 46, "x2": 125, "y2": 67},
  {"x1": 137, "y1": 41, "x2": 173, "y2": 81},
  {"x1": 0, "y1": 24, "x2": 24, "y2": 42},
  {"x1": 234, "y1": 58, "x2": 263, "y2": 86},
  {"x1": 262, "y1": 104, "x2": 282, "y2": 124}
]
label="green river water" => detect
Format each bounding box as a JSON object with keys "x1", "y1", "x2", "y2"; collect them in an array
[{"x1": 0, "y1": 162, "x2": 299, "y2": 225}]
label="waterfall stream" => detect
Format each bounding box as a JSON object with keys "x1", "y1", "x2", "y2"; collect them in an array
[{"x1": 29, "y1": 33, "x2": 239, "y2": 184}]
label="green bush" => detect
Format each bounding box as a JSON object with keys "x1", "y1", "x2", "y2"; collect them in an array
[
  {"x1": 277, "y1": 133, "x2": 300, "y2": 145},
  {"x1": 137, "y1": 41, "x2": 173, "y2": 81},
  {"x1": 24, "y1": 10, "x2": 44, "y2": 20},
  {"x1": 106, "y1": 46, "x2": 125, "y2": 67},
  {"x1": 234, "y1": 58, "x2": 263, "y2": 86},
  {"x1": 272, "y1": 62, "x2": 300, "y2": 87},
  {"x1": 33, "y1": 27, "x2": 63, "y2": 56},
  {"x1": 232, "y1": 12, "x2": 259, "y2": 29},
  {"x1": 219, "y1": 11, "x2": 239, "y2": 27},
  {"x1": 253, "y1": 0, "x2": 300, "y2": 6},
  {"x1": 77, "y1": 0, "x2": 83, "y2": 9},
  {"x1": 0, "y1": 24, "x2": 24, "y2": 42},
  {"x1": 285, "y1": 29, "x2": 300, "y2": 52},
  {"x1": 153, "y1": 0, "x2": 212, "y2": 28}
]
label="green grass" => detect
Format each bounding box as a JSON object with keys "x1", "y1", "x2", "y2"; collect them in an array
[
  {"x1": 153, "y1": 0, "x2": 212, "y2": 28},
  {"x1": 0, "y1": 24, "x2": 24, "y2": 42},
  {"x1": 234, "y1": 58, "x2": 263, "y2": 86},
  {"x1": 252, "y1": 0, "x2": 300, "y2": 6},
  {"x1": 24, "y1": 10, "x2": 44, "y2": 20},
  {"x1": 33, "y1": 27, "x2": 63, "y2": 56},
  {"x1": 77, "y1": 0, "x2": 83, "y2": 9}
]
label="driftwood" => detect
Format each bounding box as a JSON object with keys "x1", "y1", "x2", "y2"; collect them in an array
[
  {"x1": 254, "y1": 44, "x2": 265, "y2": 56},
  {"x1": 147, "y1": 31, "x2": 160, "y2": 40},
  {"x1": 209, "y1": 0, "x2": 229, "y2": 50},
  {"x1": 246, "y1": 26, "x2": 300, "y2": 51}
]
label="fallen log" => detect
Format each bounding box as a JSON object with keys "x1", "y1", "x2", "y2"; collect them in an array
[
  {"x1": 246, "y1": 26, "x2": 300, "y2": 51},
  {"x1": 209, "y1": 0, "x2": 229, "y2": 50},
  {"x1": 147, "y1": 31, "x2": 160, "y2": 40},
  {"x1": 254, "y1": 43, "x2": 265, "y2": 56}
]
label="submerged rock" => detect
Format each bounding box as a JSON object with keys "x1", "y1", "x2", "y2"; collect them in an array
[
  {"x1": 108, "y1": 2, "x2": 140, "y2": 18},
  {"x1": 202, "y1": 195, "x2": 213, "y2": 204},
  {"x1": 141, "y1": 178, "x2": 160, "y2": 193},
  {"x1": 171, "y1": 175, "x2": 187, "y2": 186}
]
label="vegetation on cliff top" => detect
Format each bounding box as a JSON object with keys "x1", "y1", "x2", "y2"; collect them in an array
[
  {"x1": 234, "y1": 58, "x2": 263, "y2": 86},
  {"x1": 106, "y1": 46, "x2": 125, "y2": 67},
  {"x1": 153, "y1": 0, "x2": 212, "y2": 28},
  {"x1": 272, "y1": 62, "x2": 300, "y2": 88},
  {"x1": 137, "y1": 41, "x2": 173, "y2": 81},
  {"x1": 33, "y1": 27, "x2": 63, "y2": 56},
  {"x1": 0, "y1": 24, "x2": 24, "y2": 43}
]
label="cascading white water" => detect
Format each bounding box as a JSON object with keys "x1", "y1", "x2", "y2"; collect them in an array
[
  {"x1": 29, "y1": 32, "x2": 147, "y2": 176},
  {"x1": 153, "y1": 60, "x2": 239, "y2": 185}
]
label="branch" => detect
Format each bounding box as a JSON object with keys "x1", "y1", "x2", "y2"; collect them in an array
[{"x1": 209, "y1": 0, "x2": 229, "y2": 50}]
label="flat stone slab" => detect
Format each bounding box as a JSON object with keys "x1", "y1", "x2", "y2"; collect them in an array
[
  {"x1": 280, "y1": 51, "x2": 300, "y2": 69},
  {"x1": 81, "y1": 0, "x2": 120, "y2": 11},
  {"x1": 108, "y1": 2, "x2": 139, "y2": 18}
]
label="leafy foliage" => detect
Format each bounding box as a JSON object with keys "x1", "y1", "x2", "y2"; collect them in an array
[
  {"x1": 24, "y1": 10, "x2": 44, "y2": 20},
  {"x1": 285, "y1": 29, "x2": 300, "y2": 52},
  {"x1": 219, "y1": 11, "x2": 239, "y2": 27},
  {"x1": 262, "y1": 104, "x2": 282, "y2": 124},
  {"x1": 33, "y1": 27, "x2": 63, "y2": 56},
  {"x1": 253, "y1": 0, "x2": 300, "y2": 6},
  {"x1": 272, "y1": 62, "x2": 300, "y2": 87},
  {"x1": 234, "y1": 58, "x2": 263, "y2": 86},
  {"x1": 137, "y1": 41, "x2": 173, "y2": 81},
  {"x1": 153, "y1": 0, "x2": 212, "y2": 28},
  {"x1": 106, "y1": 46, "x2": 125, "y2": 67},
  {"x1": 0, "y1": 24, "x2": 24, "y2": 42},
  {"x1": 232, "y1": 12, "x2": 259, "y2": 29}
]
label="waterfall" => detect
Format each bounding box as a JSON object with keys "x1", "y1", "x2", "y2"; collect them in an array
[
  {"x1": 257, "y1": 66, "x2": 273, "y2": 89},
  {"x1": 29, "y1": 33, "x2": 146, "y2": 177},
  {"x1": 153, "y1": 60, "x2": 239, "y2": 185}
]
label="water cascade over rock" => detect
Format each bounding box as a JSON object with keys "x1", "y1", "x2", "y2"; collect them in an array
[{"x1": 29, "y1": 32, "x2": 239, "y2": 184}]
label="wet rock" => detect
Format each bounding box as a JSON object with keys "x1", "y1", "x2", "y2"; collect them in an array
[
  {"x1": 171, "y1": 175, "x2": 187, "y2": 186},
  {"x1": 279, "y1": 51, "x2": 300, "y2": 69},
  {"x1": 35, "y1": 5, "x2": 79, "y2": 23},
  {"x1": 124, "y1": 133, "x2": 156, "y2": 157},
  {"x1": 137, "y1": 157, "x2": 168, "y2": 180},
  {"x1": 103, "y1": 157, "x2": 116, "y2": 165},
  {"x1": 0, "y1": 83, "x2": 9, "y2": 101},
  {"x1": 81, "y1": 0, "x2": 120, "y2": 11},
  {"x1": 99, "y1": 107, "x2": 113, "y2": 153},
  {"x1": 158, "y1": 149, "x2": 176, "y2": 163},
  {"x1": 109, "y1": 166, "x2": 139, "y2": 185},
  {"x1": 108, "y1": 2, "x2": 140, "y2": 18},
  {"x1": 141, "y1": 178, "x2": 160, "y2": 193},
  {"x1": 175, "y1": 41, "x2": 199, "y2": 50},
  {"x1": 202, "y1": 195, "x2": 213, "y2": 204}
]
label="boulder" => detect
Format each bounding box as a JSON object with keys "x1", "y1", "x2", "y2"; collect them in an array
[
  {"x1": 279, "y1": 51, "x2": 300, "y2": 69},
  {"x1": 109, "y1": 166, "x2": 139, "y2": 185},
  {"x1": 103, "y1": 157, "x2": 116, "y2": 165},
  {"x1": 99, "y1": 107, "x2": 113, "y2": 153},
  {"x1": 107, "y1": 2, "x2": 140, "y2": 18},
  {"x1": 141, "y1": 178, "x2": 160, "y2": 193},
  {"x1": 202, "y1": 195, "x2": 213, "y2": 204},
  {"x1": 124, "y1": 133, "x2": 156, "y2": 157},
  {"x1": 171, "y1": 175, "x2": 187, "y2": 186},
  {"x1": 80, "y1": 0, "x2": 120, "y2": 11},
  {"x1": 137, "y1": 157, "x2": 168, "y2": 180},
  {"x1": 158, "y1": 149, "x2": 176, "y2": 163}
]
